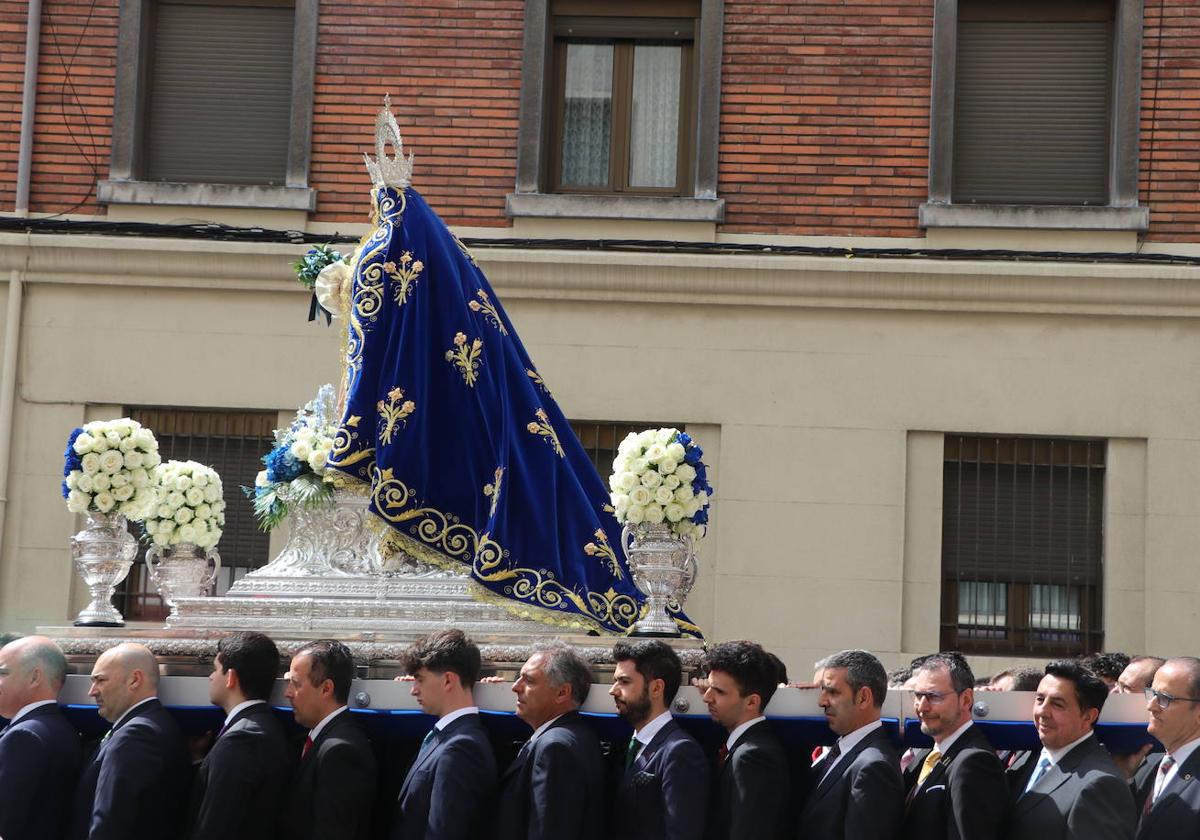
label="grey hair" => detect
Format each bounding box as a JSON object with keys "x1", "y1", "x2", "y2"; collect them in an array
[
  {"x1": 532, "y1": 641, "x2": 592, "y2": 706},
  {"x1": 823, "y1": 649, "x2": 888, "y2": 709}
]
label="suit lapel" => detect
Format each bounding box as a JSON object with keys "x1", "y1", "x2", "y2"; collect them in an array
[
  {"x1": 1145, "y1": 747, "x2": 1200, "y2": 823},
  {"x1": 400, "y1": 713, "x2": 476, "y2": 797},
  {"x1": 631, "y1": 717, "x2": 677, "y2": 776},
  {"x1": 1013, "y1": 735, "x2": 1098, "y2": 817},
  {"x1": 813, "y1": 725, "x2": 886, "y2": 800}
]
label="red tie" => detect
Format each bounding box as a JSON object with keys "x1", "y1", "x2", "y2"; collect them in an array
[
  {"x1": 718, "y1": 745, "x2": 730, "y2": 767},
  {"x1": 302, "y1": 736, "x2": 314, "y2": 759}
]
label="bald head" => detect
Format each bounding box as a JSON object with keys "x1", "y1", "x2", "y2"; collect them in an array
[
  {"x1": 0, "y1": 636, "x2": 68, "y2": 718},
  {"x1": 89, "y1": 643, "x2": 160, "y2": 722}
]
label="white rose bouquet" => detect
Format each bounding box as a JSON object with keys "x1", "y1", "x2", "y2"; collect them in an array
[
  {"x1": 245, "y1": 384, "x2": 339, "y2": 531},
  {"x1": 62, "y1": 419, "x2": 161, "y2": 519},
  {"x1": 609, "y1": 428, "x2": 712, "y2": 539},
  {"x1": 142, "y1": 460, "x2": 225, "y2": 549}
]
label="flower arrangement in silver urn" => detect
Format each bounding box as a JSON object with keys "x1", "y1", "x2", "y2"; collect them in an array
[
  {"x1": 141, "y1": 460, "x2": 225, "y2": 610},
  {"x1": 609, "y1": 428, "x2": 712, "y2": 636}
]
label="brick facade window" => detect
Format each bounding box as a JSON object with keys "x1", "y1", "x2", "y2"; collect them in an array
[{"x1": 940, "y1": 435, "x2": 1106, "y2": 657}]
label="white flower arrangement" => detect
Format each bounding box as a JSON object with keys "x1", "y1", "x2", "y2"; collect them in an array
[
  {"x1": 609, "y1": 428, "x2": 712, "y2": 540},
  {"x1": 62, "y1": 419, "x2": 161, "y2": 519},
  {"x1": 142, "y1": 460, "x2": 225, "y2": 549}
]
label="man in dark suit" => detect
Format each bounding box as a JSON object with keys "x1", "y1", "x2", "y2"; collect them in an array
[
  {"x1": 0, "y1": 635, "x2": 82, "y2": 840},
  {"x1": 495, "y1": 641, "x2": 604, "y2": 840},
  {"x1": 1005, "y1": 659, "x2": 1135, "y2": 840},
  {"x1": 392, "y1": 628, "x2": 497, "y2": 840},
  {"x1": 186, "y1": 631, "x2": 290, "y2": 840},
  {"x1": 610, "y1": 639, "x2": 709, "y2": 840},
  {"x1": 1135, "y1": 656, "x2": 1200, "y2": 839},
  {"x1": 69, "y1": 642, "x2": 191, "y2": 840},
  {"x1": 699, "y1": 640, "x2": 790, "y2": 840},
  {"x1": 797, "y1": 648, "x2": 904, "y2": 840},
  {"x1": 1111, "y1": 655, "x2": 1166, "y2": 802},
  {"x1": 902, "y1": 652, "x2": 1006, "y2": 840},
  {"x1": 281, "y1": 639, "x2": 377, "y2": 840}
]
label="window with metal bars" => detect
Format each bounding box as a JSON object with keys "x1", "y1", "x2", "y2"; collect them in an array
[
  {"x1": 567, "y1": 420, "x2": 677, "y2": 479},
  {"x1": 940, "y1": 435, "x2": 1106, "y2": 656},
  {"x1": 116, "y1": 407, "x2": 277, "y2": 621}
]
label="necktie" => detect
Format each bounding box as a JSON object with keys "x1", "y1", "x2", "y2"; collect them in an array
[
  {"x1": 718, "y1": 744, "x2": 730, "y2": 767},
  {"x1": 625, "y1": 735, "x2": 641, "y2": 770},
  {"x1": 900, "y1": 747, "x2": 916, "y2": 773},
  {"x1": 301, "y1": 735, "x2": 314, "y2": 759},
  {"x1": 1148, "y1": 754, "x2": 1176, "y2": 813},
  {"x1": 1022, "y1": 756, "x2": 1052, "y2": 796},
  {"x1": 415, "y1": 728, "x2": 438, "y2": 761},
  {"x1": 816, "y1": 741, "x2": 842, "y2": 781},
  {"x1": 917, "y1": 749, "x2": 942, "y2": 786}
]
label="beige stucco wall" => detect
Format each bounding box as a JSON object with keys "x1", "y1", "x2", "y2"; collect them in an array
[{"x1": 2, "y1": 232, "x2": 1200, "y2": 680}]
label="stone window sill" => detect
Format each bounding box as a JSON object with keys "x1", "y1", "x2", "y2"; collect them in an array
[
  {"x1": 919, "y1": 203, "x2": 1149, "y2": 232},
  {"x1": 98, "y1": 180, "x2": 317, "y2": 212},
  {"x1": 506, "y1": 192, "x2": 725, "y2": 223}
]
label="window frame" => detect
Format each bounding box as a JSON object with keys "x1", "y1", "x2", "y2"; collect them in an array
[
  {"x1": 508, "y1": 0, "x2": 724, "y2": 223},
  {"x1": 920, "y1": 0, "x2": 1148, "y2": 231},
  {"x1": 99, "y1": 0, "x2": 318, "y2": 211}
]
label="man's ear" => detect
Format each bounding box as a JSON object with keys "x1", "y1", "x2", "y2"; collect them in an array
[{"x1": 225, "y1": 667, "x2": 238, "y2": 692}]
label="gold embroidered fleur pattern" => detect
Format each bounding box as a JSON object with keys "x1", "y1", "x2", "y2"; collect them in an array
[
  {"x1": 526, "y1": 368, "x2": 549, "y2": 395},
  {"x1": 445, "y1": 332, "x2": 483, "y2": 386},
  {"x1": 468, "y1": 290, "x2": 508, "y2": 335},
  {"x1": 384, "y1": 251, "x2": 425, "y2": 306},
  {"x1": 483, "y1": 467, "x2": 504, "y2": 519},
  {"x1": 584, "y1": 528, "x2": 623, "y2": 580},
  {"x1": 327, "y1": 417, "x2": 376, "y2": 480},
  {"x1": 376, "y1": 387, "x2": 416, "y2": 445},
  {"x1": 526, "y1": 409, "x2": 564, "y2": 457}
]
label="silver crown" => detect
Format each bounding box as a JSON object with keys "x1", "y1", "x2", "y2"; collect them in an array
[{"x1": 363, "y1": 95, "x2": 414, "y2": 190}]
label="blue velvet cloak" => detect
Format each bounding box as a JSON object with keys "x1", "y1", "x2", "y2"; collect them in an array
[{"x1": 328, "y1": 186, "x2": 699, "y2": 636}]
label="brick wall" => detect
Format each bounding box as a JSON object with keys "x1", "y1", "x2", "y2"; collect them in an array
[
  {"x1": 719, "y1": 1, "x2": 933, "y2": 237},
  {"x1": 2, "y1": 0, "x2": 1198, "y2": 241},
  {"x1": 1140, "y1": 0, "x2": 1200, "y2": 242}
]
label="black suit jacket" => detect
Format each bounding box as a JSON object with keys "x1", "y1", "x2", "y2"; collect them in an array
[
  {"x1": 392, "y1": 712, "x2": 498, "y2": 840},
  {"x1": 1005, "y1": 733, "x2": 1135, "y2": 840},
  {"x1": 706, "y1": 719, "x2": 791, "y2": 840},
  {"x1": 494, "y1": 710, "x2": 604, "y2": 840},
  {"x1": 0, "y1": 703, "x2": 83, "y2": 840},
  {"x1": 797, "y1": 723, "x2": 905, "y2": 840},
  {"x1": 901, "y1": 724, "x2": 1007, "y2": 840},
  {"x1": 69, "y1": 697, "x2": 191, "y2": 840},
  {"x1": 186, "y1": 702, "x2": 291, "y2": 840},
  {"x1": 281, "y1": 708, "x2": 377, "y2": 840},
  {"x1": 614, "y1": 716, "x2": 710, "y2": 840},
  {"x1": 1135, "y1": 746, "x2": 1200, "y2": 839}
]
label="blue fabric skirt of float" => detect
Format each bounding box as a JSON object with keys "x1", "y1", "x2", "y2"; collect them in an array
[{"x1": 327, "y1": 185, "x2": 699, "y2": 637}]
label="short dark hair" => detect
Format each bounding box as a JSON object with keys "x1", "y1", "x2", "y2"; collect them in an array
[
  {"x1": 824, "y1": 649, "x2": 888, "y2": 709},
  {"x1": 295, "y1": 640, "x2": 356, "y2": 704},
  {"x1": 216, "y1": 632, "x2": 280, "y2": 702},
  {"x1": 915, "y1": 652, "x2": 975, "y2": 694},
  {"x1": 1080, "y1": 652, "x2": 1130, "y2": 683},
  {"x1": 703, "y1": 641, "x2": 781, "y2": 710},
  {"x1": 1045, "y1": 659, "x2": 1109, "y2": 717},
  {"x1": 613, "y1": 640, "x2": 683, "y2": 704},
  {"x1": 991, "y1": 666, "x2": 1044, "y2": 692},
  {"x1": 532, "y1": 641, "x2": 592, "y2": 706},
  {"x1": 765, "y1": 651, "x2": 788, "y2": 686},
  {"x1": 400, "y1": 629, "x2": 481, "y2": 689},
  {"x1": 888, "y1": 667, "x2": 913, "y2": 688}
]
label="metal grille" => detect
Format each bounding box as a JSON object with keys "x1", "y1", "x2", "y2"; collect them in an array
[
  {"x1": 567, "y1": 420, "x2": 677, "y2": 482},
  {"x1": 940, "y1": 435, "x2": 1106, "y2": 656},
  {"x1": 116, "y1": 408, "x2": 277, "y2": 621}
]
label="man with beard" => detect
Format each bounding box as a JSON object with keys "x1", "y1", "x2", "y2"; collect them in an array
[
  {"x1": 611, "y1": 640, "x2": 709, "y2": 840},
  {"x1": 1135, "y1": 657, "x2": 1200, "y2": 839},
  {"x1": 797, "y1": 649, "x2": 904, "y2": 840},
  {"x1": 902, "y1": 653, "x2": 1006, "y2": 840}
]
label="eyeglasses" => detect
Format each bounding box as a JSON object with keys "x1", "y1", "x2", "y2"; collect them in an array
[
  {"x1": 1144, "y1": 687, "x2": 1200, "y2": 710},
  {"x1": 913, "y1": 690, "x2": 958, "y2": 704}
]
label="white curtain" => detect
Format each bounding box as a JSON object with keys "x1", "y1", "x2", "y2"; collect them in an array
[
  {"x1": 629, "y1": 45, "x2": 681, "y2": 189},
  {"x1": 561, "y1": 44, "x2": 613, "y2": 187}
]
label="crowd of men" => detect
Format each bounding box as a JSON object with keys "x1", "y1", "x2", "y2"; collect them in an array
[{"x1": 0, "y1": 630, "x2": 1197, "y2": 840}]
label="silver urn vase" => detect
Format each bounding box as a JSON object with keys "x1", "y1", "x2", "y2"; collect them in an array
[
  {"x1": 621, "y1": 522, "x2": 698, "y2": 637},
  {"x1": 70, "y1": 511, "x2": 138, "y2": 626},
  {"x1": 147, "y1": 541, "x2": 221, "y2": 609}
]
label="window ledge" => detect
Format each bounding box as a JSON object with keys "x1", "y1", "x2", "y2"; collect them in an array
[
  {"x1": 506, "y1": 192, "x2": 724, "y2": 223},
  {"x1": 98, "y1": 180, "x2": 317, "y2": 212},
  {"x1": 919, "y1": 203, "x2": 1149, "y2": 232}
]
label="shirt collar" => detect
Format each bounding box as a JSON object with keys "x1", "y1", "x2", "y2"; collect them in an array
[
  {"x1": 435, "y1": 706, "x2": 479, "y2": 731},
  {"x1": 635, "y1": 710, "x2": 674, "y2": 746},
  {"x1": 934, "y1": 718, "x2": 973, "y2": 754},
  {"x1": 224, "y1": 699, "x2": 266, "y2": 728},
  {"x1": 8, "y1": 699, "x2": 57, "y2": 725},
  {"x1": 530, "y1": 712, "x2": 567, "y2": 743},
  {"x1": 726, "y1": 716, "x2": 767, "y2": 751},
  {"x1": 1043, "y1": 730, "x2": 1094, "y2": 766},
  {"x1": 308, "y1": 705, "x2": 348, "y2": 742},
  {"x1": 1168, "y1": 735, "x2": 1200, "y2": 767},
  {"x1": 111, "y1": 696, "x2": 157, "y2": 731},
  {"x1": 836, "y1": 718, "x2": 883, "y2": 754}
]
